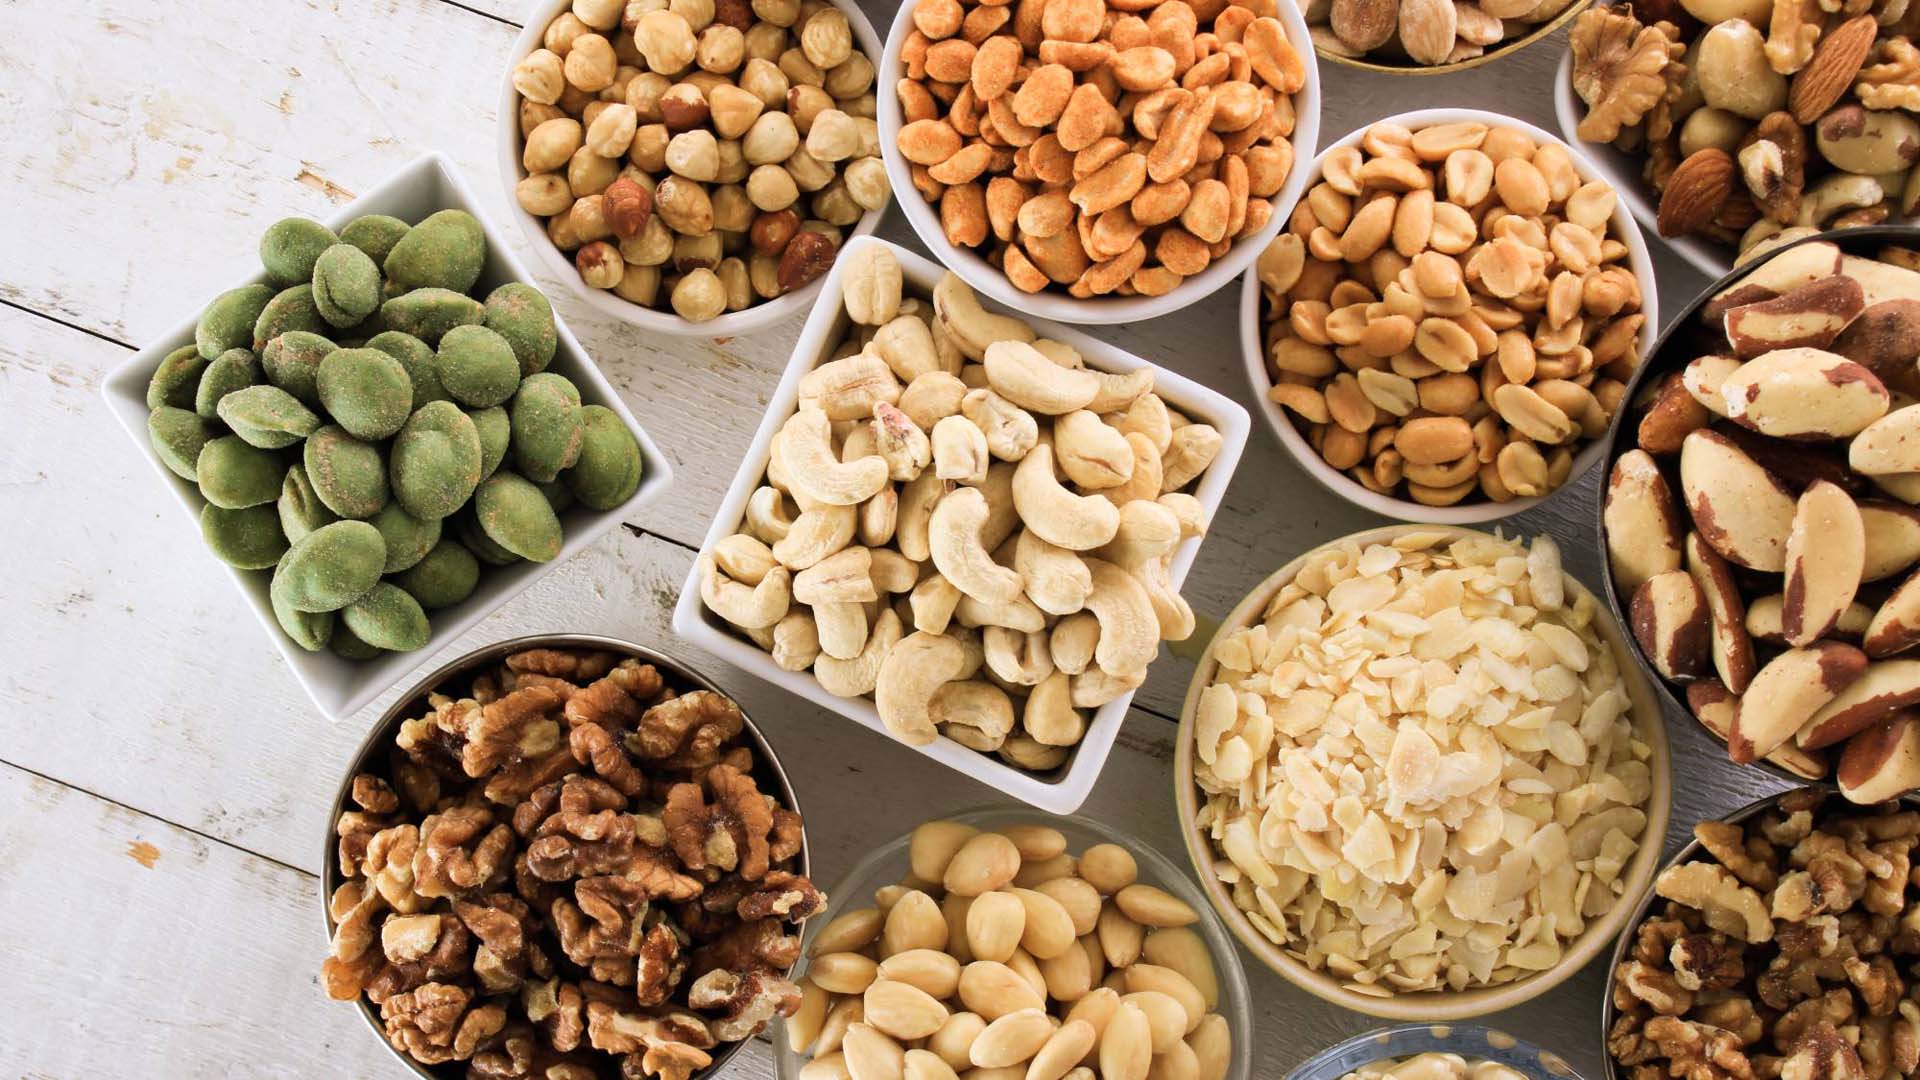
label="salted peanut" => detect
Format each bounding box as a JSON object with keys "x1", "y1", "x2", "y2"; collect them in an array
[
  {"x1": 1866, "y1": 571, "x2": 1920, "y2": 658},
  {"x1": 1630, "y1": 571, "x2": 1711, "y2": 681},
  {"x1": 1782, "y1": 481, "x2": 1865, "y2": 647},
  {"x1": 1722, "y1": 277, "x2": 1867, "y2": 359},
  {"x1": 1728, "y1": 642, "x2": 1868, "y2": 763},
  {"x1": 1838, "y1": 710, "x2": 1920, "y2": 802},
  {"x1": 1720, "y1": 347, "x2": 1890, "y2": 440},
  {"x1": 1688, "y1": 680, "x2": 1829, "y2": 780},
  {"x1": 1686, "y1": 533, "x2": 1757, "y2": 693},
  {"x1": 1113, "y1": 884, "x2": 1197, "y2": 928},
  {"x1": 1605, "y1": 450, "x2": 1686, "y2": 590},
  {"x1": 945, "y1": 832, "x2": 1023, "y2": 896},
  {"x1": 1679, "y1": 429, "x2": 1798, "y2": 572},
  {"x1": 1798, "y1": 658, "x2": 1920, "y2": 750}
]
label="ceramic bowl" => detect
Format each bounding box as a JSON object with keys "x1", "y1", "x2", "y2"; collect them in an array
[
  {"x1": 1239, "y1": 108, "x2": 1661, "y2": 523},
  {"x1": 1288, "y1": 1022, "x2": 1585, "y2": 1080},
  {"x1": 1174, "y1": 522, "x2": 1672, "y2": 1020},
  {"x1": 1316, "y1": 0, "x2": 1595, "y2": 79}
]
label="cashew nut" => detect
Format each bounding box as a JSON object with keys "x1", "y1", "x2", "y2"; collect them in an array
[
  {"x1": 1086, "y1": 368, "x2": 1154, "y2": 413},
  {"x1": 1013, "y1": 529, "x2": 1092, "y2": 616},
  {"x1": 868, "y1": 548, "x2": 919, "y2": 594},
  {"x1": 793, "y1": 546, "x2": 878, "y2": 604},
  {"x1": 742, "y1": 622, "x2": 777, "y2": 650},
  {"x1": 999, "y1": 734, "x2": 1069, "y2": 771},
  {"x1": 1050, "y1": 612, "x2": 1099, "y2": 675},
  {"x1": 872, "y1": 316, "x2": 942, "y2": 382},
  {"x1": 840, "y1": 420, "x2": 877, "y2": 463},
  {"x1": 928, "y1": 307, "x2": 967, "y2": 374},
  {"x1": 1082, "y1": 557, "x2": 1159, "y2": 676},
  {"x1": 1796, "y1": 173, "x2": 1887, "y2": 227},
  {"x1": 872, "y1": 402, "x2": 931, "y2": 481},
  {"x1": 1162, "y1": 424, "x2": 1222, "y2": 491},
  {"x1": 933, "y1": 271, "x2": 1037, "y2": 360},
  {"x1": 874, "y1": 629, "x2": 981, "y2": 745},
  {"x1": 1012, "y1": 444, "x2": 1122, "y2": 551},
  {"x1": 1157, "y1": 493, "x2": 1208, "y2": 538},
  {"x1": 772, "y1": 501, "x2": 856, "y2": 570},
  {"x1": 699, "y1": 554, "x2": 791, "y2": 629},
  {"x1": 859, "y1": 488, "x2": 897, "y2": 547},
  {"x1": 777, "y1": 409, "x2": 890, "y2": 507},
  {"x1": 745, "y1": 485, "x2": 795, "y2": 544},
  {"x1": 815, "y1": 607, "x2": 902, "y2": 696},
  {"x1": 979, "y1": 462, "x2": 1021, "y2": 550},
  {"x1": 814, "y1": 601, "x2": 870, "y2": 660},
  {"x1": 910, "y1": 573, "x2": 963, "y2": 634},
  {"x1": 932, "y1": 680, "x2": 1016, "y2": 751},
  {"x1": 897, "y1": 470, "x2": 946, "y2": 562},
  {"x1": 1022, "y1": 671, "x2": 1084, "y2": 745},
  {"x1": 929, "y1": 486, "x2": 1025, "y2": 604},
  {"x1": 714, "y1": 532, "x2": 777, "y2": 585},
  {"x1": 1031, "y1": 339, "x2": 1083, "y2": 367},
  {"x1": 984, "y1": 341, "x2": 1100, "y2": 414},
  {"x1": 956, "y1": 591, "x2": 1047, "y2": 633},
  {"x1": 962, "y1": 388, "x2": 1040, "y2": 461},
  {"x1": 1070, "y1": 665, "x2": 1146, "y2": 708},
  {"x1": 1100, "y1": 432, "x2": 1164, "y2": 506},
  {"x1": 1117, "y1": 393, "x2": 1174, "y2": 453},
  {"x1": 1095, "y1": 500, "x2": 1194, "y2": 641},
  {"x1": 798, "y1": 353, "x2": 903, "y2": 420},
  {"x1": 932, "y1": 414, "x2": 990, "y2": 484},
  {"x1": 984, "y1": 626, "x2": 1054, "y2": 686},
  {"x1": 772, "y1": 611, "x2": 820, "y2": 672},
  {"x1": 1054, "y1": 410, "x2": 1136, "y2": 490},
  {"x1": 900, "y1": 371, "x2": 968, "y2": 430}
]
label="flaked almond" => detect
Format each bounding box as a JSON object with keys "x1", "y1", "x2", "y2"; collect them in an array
[
  {"x1": 1782, "y1": 480, "x2": 1864, "y2": 647},
  {"x1": 1790, "y1": 14, "x2": 1878, "y2": 124},
  {"x1": 1657, "y1": 148, "x2": 1733, "y2": 238},
  {"x1": 1631, "y1": 570, "x2": 1711, "y2": 681},
  {"x1": 1727, "y1": 641, "x2": 1868, "y2": 763},
  {"x1": 1687, "y1": 532, "x2": 1756, "y2": 692}
]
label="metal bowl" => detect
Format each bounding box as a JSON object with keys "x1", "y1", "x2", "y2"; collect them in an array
[
  {"x1": 1288, "y1": 1023, "x2": 1585, "y2": 1080},
  {"x1": 319, "y1": 633, "x2": 808, "y2": 1079},
  {"x1": 1590, "y1": 224, "x2": 1920, "y2": 790}
]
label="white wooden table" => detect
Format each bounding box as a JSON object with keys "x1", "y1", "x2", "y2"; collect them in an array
[{"x1": 0, "y1": 3, "x2": 1787, "y2": 1075}]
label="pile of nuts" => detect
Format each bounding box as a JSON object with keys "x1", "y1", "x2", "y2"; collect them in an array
[
  {"x1": 1336, "y1": 1054, "x2": 1529, "y2": 1080},
  {"x1": 1603, "y1": 237, "x2": 1920, "y2": 801},
  {"x1": 1608, "y1": 789, "x2": 1920, "y2": 1080},
  {"x1": 323, "y1": 644, "x2": 823, "y2": 1078},
  {"x1": 1568, "y1": 2, "x2": 1920, "y2": 258},
  {"x1": 1307, "y1": 0, "x2": 1579, "y2": 68},
  {"x1": 698, "y1": 243, "x2": 1226, "y2": 772},
  {"x1": 1255, "y1": 119, "x2": 1645, "y2": 507},
  {"x1": 891, "y1": 0, "x2": 1305, "y2": 299},
  {"x1": 786, "y1": 816, "x2": 1232, "y2": 1080},
  {"x1": 510, "y1": 0, "x2": 890, "y2": 322},
  {"x1": 1192, "y1": 530, "x2": 1655, "y2": 996},
  {"x1": 148, "y1": 212, "x2": 644, "y2": 660}
]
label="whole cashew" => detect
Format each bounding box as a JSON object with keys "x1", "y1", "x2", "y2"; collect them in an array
[
  {"x1": 872, "y1": 316, "x2": 942, "y2": 382},
  {"x1": 699, "y1": 555, "x2": 791, "y2": 629},
  {"x1": 858, "y1": 488, "x2": 897, "y2": 547},
  {"x1": 962, "y1": 388, "x2": 1041, "y2": 461},
  {"x1": 1012, "y1": 444, "x2": 1122, "y2": 551},
  {"x1": 1086, "y1": 368, "x2": 1155, "y2": 413},
  {"x1": 984, "y1": 626, "x2": 1054, "y2": 686},
  {"x1": 931, "y1": 680, "x2": 1016, "y2": 751},
  {"x1": 1162, "y1": 424, "x2": 1222, "y2": 491},
  {"x1": 815, "y1": 607, "x2": 903, "y2": 696},
  {"x1": 744, "y1": 486, "x2": 795, "y2": 544},
  {"x1": 999, "y1": 734, "x2": 1069, "y2": 771},
  {"x1": 776, "y1": 409, "x2": 890, "y2": 507},
  {"x1": 1054, "y1": 410, "x2": 1136, "y2": 490},
  {"x1": 1157, "y1": 492, "x2": 1208, "y2": 538},
  {"x1": 956, "y1": 591, "x2": 1047, "y2": 633},
  {"x1": 814, "y1": 601, "x2": 870, "y2": 660},
  {"x1": 875, "y1": 629, "x2": 982, "y2": 745},
  {"x1": 1117, "y1": 393, "x2": 1174, "y2": 453},
  {"x1": 840, "y1": 421, "x2": 876, "y2": 463},
  {"x1": 1070, "y1": 665, "x2": 1146, "y2": 708},
  {"x1": 714, "y1": 532, "x2": 777, "y2": 585},
  {"x1": 772, "y1": 502, "x2": 856, "y2": 570},
  {"x1": 1013, "y1": 529, "x2": 1092, "y2": 616},
  {"x1": 933, "y1": 271, "x2": 1037, "y2": 360},
  {"x1": 1022, "y1": 671, "x2": 1084, "y2": 745},
  {"x1": 1796, "y1": 173, "x2": 1886, "y2": 228},
  {"x1": 868, "y1": 548, "x2": 919, "y2": 594},
  {"x1": 772, "y1": 611, "x2": 820, "y2": 672},
  {"x1": 843, "y1": 242, "x2": 902, "y2": 325},
  {"x1": 899, "y1": 371, "x2": 968, "y2": 430},
  {"x1": 798, "y1": 353, "x2": 903, "y2": 420},
  {"x1": 1030, "y1": 339, "x2": 1082, "y2": 367},
  {"x1": 1082, "y1": 557, "x2": 1159, "y2": 676},
  {"x1": 897, "y1": 470, "x2": 946, "y2": 562},
  {"x1": 1095, "y1": 501, "x2": 1194, "y2": 641},
  {"x1": 984, "y1": 341, "x2": 1100, "y2": 414},
  {"x1": 910, "y1": 573, "x2": 963, "y2": 634},
  {"x1": 793, "y1": 546, "x2": 878, "y2": 604},
  {"x1": 928, "y1": 307, "x2": 967, "y2": 374},
  {"x1": 929, "y1": 486, "x2": 1025, "y2": 604},
  {"x1": 1100, "y1": 432, "x2": 1164, "y2": 506},
  {"x1": 979, "y1": 462, "x2": 1021, "y2": 550},
  {"x1": 1050, "y1": 612, "x2": 1099, "y2": 675},
  {"x1": 872, "y1": 402, "x2": 931, "y2": 482},
  {"x1": 932, "y1": 413, "x2": 990, "y2": 483}
]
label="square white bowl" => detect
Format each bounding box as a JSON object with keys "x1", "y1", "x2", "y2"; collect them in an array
[
  {"x1": 672, "y1": 234, "x2": 1251, "y2": 813},
  {"x1": 101, "y1": 152, "x2": 674, "y2": 721}
]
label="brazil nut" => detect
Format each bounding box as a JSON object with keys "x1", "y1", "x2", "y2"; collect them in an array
[
  {"x1": 1605, "y1": 449, "x2": 1686, "y2": 591},
  {"x1": 1679, "y1": 429, "x2": 1798, "y2": 571},
  {"x1": 1781, "y1": 480, "x2": 1865, "y2": 647},
  {"x1": 1719, "y1": 347, "x2": 1890, "y2": 440},
  {"x1": 1631, "y1": 570, "x2": 1712, "y2": 681},
  {"x1": 1728, "y1": 642, "x2": 1868, "y2": 764}
]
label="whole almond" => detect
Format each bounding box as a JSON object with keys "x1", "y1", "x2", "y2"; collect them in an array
[
  {"x1": 1099, "y1": 1002, "x2": 1153, "y2": 1080},
  {"x1": 1790, "y1": 15, "x2": 1877, "y2": 124},
  {"x1": 1656, "y1": 148, "x2": 1733, "y2": 238},
  {"x1": 944, "y1": 832, "x2": 1022, "y2": 896},
  {"x1": 864, "y1": 979, "x2": 952, "y2": 1041}
]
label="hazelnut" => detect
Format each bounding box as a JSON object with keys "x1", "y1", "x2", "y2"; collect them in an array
[
  {"x1": 697, "y1": 24, "x2": 746, "y2": 73},
  {"x1": 655, "y1": 174, "x2": 717, "y2": 234},
  {"x1": 519, "y1": 99, "x2": 566, "y2": 137},
  {"x1": 739, "y1": 57, "x2": 791, "y2": 107},
  {"x1": 621, "y1": 215, "x2": 675, "y2": 266},
  {"x1": 626, "y1": 72, "x2": 672, "y2": 121},
  {"x1": 671, "y1": 266, "x2": 729, "y2": 321},
  {"x1": 547, "y1": 210, "x2": 583, "y2": 251},
  {"x1": 785, "y1": 147, "x2": 835, "y2": 192},
  {"x1": 717, "y1": 256, "x2": 752, "y2": 311},
  {"x1": 751, "y1": 208, "x2": 802, "y2": 254},
  {"x1": 518, "y1": 174, "x2": 574, "y2": 216},
  {"x1": 742, "y1": 110, "x2": 801, "y2": 165},
  {"x1": 787, "y1": 84, "x2": 835, "y2": 133},
  {"x1": 799, "y1": 7, "x2": 853, "y2": 70},
  {"x1": 776, "y1": 229, "x2": 837, "y2": 293},
  {"x1": 513, "y1": 49, "x2": 566, "y2": 105},
  {"x1": 585, "y1": 102, "x2": 639, "y2": 157},
  {"x1": 543, "y1": 12, "x2": 590, "y2": 55},
  {"x1": 714, "y1": 137, "x2": 748, "y2": 184},
  {"x1": 779, "y1": 46, "x2": 826, "y2": 90},
  {"x1": 569, "y1": 193, "x2": 613, "y2": 242},
  {"x1": 711, "y1": 183, "x2": 755, "y2": 232},
  {"x1": 524, "y1": 117, "x2": 584, "y2": 173},
  {"x1": 752, "y1": 0, "x2": 801, "y2": 28},
  {"x1": 577, "y1": 240, "x2": 625, "y2": 288},
  {"x1": 843, "y1": 156, "x2": 891, "y2": 210},
  {"x1": 635, "y1": 11, "x2": 698, "y2": 75},
  {"x1": 568, "y1": 144, "x2": 620, "y2": 196},
  {"x1": 749, "y1": 251, "x2": 782, "y2": 297},
  {"x1": 659, "y1": 82, "x2": 711, "y2": 130},
  {"x1": 713, "y1": 0, "x2": 754, "y2": 30},
  {"x1": 630, "y1": 124, "x2": 671, "y2": 172},
  {"x1": 805, "y1": 108, "x2": 860, "y2": 162},
  {"x1": 666, "y1": 129, "x2": 722, "y2": 181},
  {"x1": 603, "y1": 177, "x2": 655, "y2": 238},
  {"x1": 572, "y1": 0, "x2": 623, "y2": 29},
  {"x1": 613, "y1": 262, "x2": 662, "y2": 304},
  {"x1": 564, "y1": 33, "x2": 619, "y2": 92},
  {"x1": 747, "y1": 163, "x2": 801, "y2": 211},
  {"x1": 812, "y1": 178, "x2": 863, "y2": 226},
  {"x1": 670, "y1": 0, "x2": 716, "y2": 31},
  {"x1": 674, "y1": 231, "x2": 724, "y2": 271},
  {"x1": 709, "y1": 84, "x2": 767, "y2": 139},
  {"x1": 825, "y1": 52, "x2": 876, "y2": 99}
]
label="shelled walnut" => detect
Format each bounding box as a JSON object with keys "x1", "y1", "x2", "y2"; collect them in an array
[
  {"x1": 1608, "y1": 789, "x2": 1920, "y2": 1080},
  {"x1": 323, "y1": 644, "x2": 822, "y2": 1080}
]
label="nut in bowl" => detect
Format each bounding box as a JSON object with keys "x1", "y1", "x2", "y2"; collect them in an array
[
  {"x1": 1602, "y1": 788, "x2": 1920, "y2": 1080},
  {"x1": 1599, "y1": 226, "x2": 1920, "y2": 800},
  {"x1": 876, "y1": 0, "x2": 1321, "y2": 325},
  {"x1": 1176, "y1": 524, "x2": 1670, "y2": 1019},
  {"x1": 1288, "y1": 1024, "x2": 1583, "y2": 1080},
  {"x1": 321, "y1": 634, "x2": 821, "y2": 1080},
  {"x1": 671, "y1": 235, "x2": 1250, "y2": 813},
  {"x1": 1243, "y1": 110, "x2": 1659, "y2": 522},
  {"x1": 498, "y1": 0, "x2": 890, "y2": 335},
  {"x1": 1306, "y1": 0, "x2": 1592, "y2": 73}
]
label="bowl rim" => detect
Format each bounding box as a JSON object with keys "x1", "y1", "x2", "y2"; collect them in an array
[
  {"x1": 96, "y1": 151, "x2": 675, "y2": 720},
  {"x1": 318, "y1": 631, "x2": 809, "y2": 1080},
  {"x1": 1172, "y1": 522, "x2": 1674, "y2": 1020},
  {"x1": 1237, "y1": 106, "x2": 1662, "y2": 524},
  {"x1": 769, "y1": 804, "x2": 1254, "y2": 1080},
  {"x1": 1588, "y1": 223, "x2": 1920, "y2": 788},
  {"x1": 1284, "y1": 1020, "x2": 1588, "y2": 1080},
  {"x1": 1316, "y1": 0, "x2": 1596, "y2": 77},
  {"x1": 493, "y1": 0, "x2": 888, "y2": 338},
  {"x1": 1550, "y1": 42, "x2": 1732, "y2": 279},
  {"x1": 873, "y1": 0, "x2": 1322, "y2": 326},
  {"x1": 670, "y1": 233, "x2": 1253, "y2": 814}
]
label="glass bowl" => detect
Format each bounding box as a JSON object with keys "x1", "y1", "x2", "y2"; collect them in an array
[
  {"x1": 1289, "y1": 1023, "x2": 1585, "y2": 1080},
  {"x1": 771, "y1": 807, "x2": 1253, "y2": 1080}
]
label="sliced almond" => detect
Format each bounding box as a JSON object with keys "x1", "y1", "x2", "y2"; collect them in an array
[
  {"x1": 1850, "y1": 403, "x2": 1920, "y2": 475},
  {"x1": 1838, "y1": 710, "x2": 1920, "y2": 802},
  {"x1": 1860, "y1": 501, "x2": 1920, "y2": 581},
  {"x1": 1685, "y1": 532, "x2": 1756, "y2": 692},
  {"x1": 1630, "y1": 570, "x2": 1711, "y2": 681},
  {"x1": 1688, "y1": 679, "x2": 1829, "y2": 780},
  {"x1": 1781, "y1": 480, "x2": 1864, "y2": 646},
  {"x1": 1727, "y1": 642, "x2": 1867, "y2": 763},
  {"x1": 1798, "y1": 658, "x2": 1920, "y2": 749},
  {"x1": 1679, "y1": 429, "x2": 1798, "y2": 571},
  {"x1": 1605, "y1": 449, "x2": 1685, "y2": 590}
]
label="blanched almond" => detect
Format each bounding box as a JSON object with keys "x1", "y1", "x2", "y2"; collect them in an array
[
  {"x1": 1026, "y1": 1019, "x2": 1096, "y2": 1080},
  {"x1": 1799, "y1": 658, "x2": 1920, "y2": 749},
  {"x1": 904, "y1": 1049, "x2": 961, "y2": 1080},
  {"x1": 879, "y1": 948, "x2": 964, "y2": 999},
  {"x1": 1782, "y1": 480, "x2": 1864, "y2": 646},
  {"x1": 928, "y1": 1012, "x2": 987, "y2": 1071},
  {"x1": 1850, "y1": 403, "x2": 1920, "y2": 475},
  {"x1": 1119, "y1": 990, "x2": 1187, "y2": 1052},
  {"x1": 967, "y1": 891, "x2": 1027, "y2": 962},
  {"x1": 1100, "y1": 1002, "x2": 1153, "y2": 1080},
  {"x1": 1113, "y1": 884, "x2": 1198, "y2": 928},
  {"x1": 1097, "y1": 901, "x2": 1145, "y2": 967},
  {"x1": 1838, "y1": 710, "x2": 1920, "y2": 802},
  {"x1": 1012, "y1": 887, "x2": 1078, "y2": 958},
  {"x1": 1685, "y1": 533, "x2": 1756, "y2": 692},
  {"x1": 1140, "y1": 928, "x2": 1219, "y2": 1010},
  {"x1": 1720, "y1": 347, "x2": 1890, "y2": 439},
  {"x1": 844, "y1": 1023, "x2": 907, "y2": 1080},
  {"x1": 1630, "y1": 570, "x2": 1711, "y2": 681},
  {"x1": 1605, "y1": 449, "x2": 1686, "y2": 590},
  {"x1": 1188, "y1": 1015, "x2": 1232, "y2": 1080},
  {"x1": 884, "y1": 890, "x2": 951, "y2": 956},
  {"x1": 959, "y1": 960, "x2": 1046, "y2": 1019},
  {"x1": 865, "y1": 979, "x2": 952, "y2": 1040},
  {"x1": 971, "y1": 1008, "x2": 1054, "y2": 1068},
  {"x1": 1078, "y1": 843, "x2": 1137, "y2": 893},
  {"x1": 945, "y1": 832, "x2": 1023, "y2": 896},
  {"x1": 1728, "y1": 642, "x2": 1868, "y2": 763},
  {"x1": 1121, "y1": 965, "x2": 1204, "y2": 1032},
  {"x1": 1035, "y1": 877, "x2": 1102, "y2": 935},
  {"x1": 814, "y1": 951, "x2": 881, "y2": 994},
  {"x1": 911, "y1": 820, "x2": 980, "y2": 883},
  {"x1": 998, "y1": 824, "x2": 1069, "y2": 861},
  {"x1": 813, "y1": 907, "x2": 885, "y2": 955},
  {"x1": 1679, "y1": 429, "x2": 1797, "y2": 571}
]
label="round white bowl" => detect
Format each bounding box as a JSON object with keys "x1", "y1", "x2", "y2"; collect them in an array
[
  {"x1": 875, "y1": 1, "x2": 1320, "y2": 326},
  {"x1": 495, "y1": 0, "x2": 888, "y2": 338},
  {"x1": 1238, "y1": 107, "x2": 1662, "y2": 524},
  {"x1": 1552, "y1": 45, "x2": 1729, "y2": 279}
]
